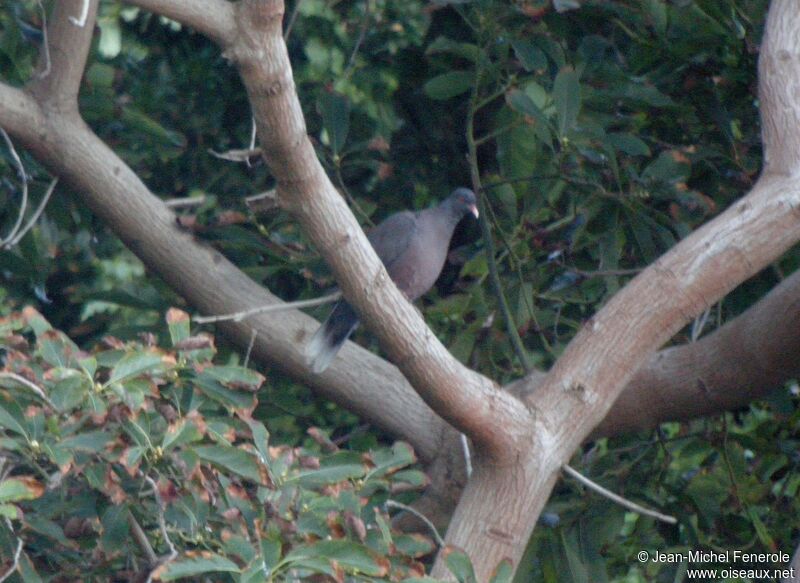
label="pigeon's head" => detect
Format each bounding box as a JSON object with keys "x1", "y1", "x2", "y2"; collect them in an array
[{"x1": 445, "y1": 187, "x2": 479, "y2": 221}]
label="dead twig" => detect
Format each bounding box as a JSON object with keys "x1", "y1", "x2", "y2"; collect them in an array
[
  {"x1": 561, "y1": 464, "x2": 677, "y2": 524},
  {"x1": 194, "y1": 292, "x2": 341, "y2": 324}
]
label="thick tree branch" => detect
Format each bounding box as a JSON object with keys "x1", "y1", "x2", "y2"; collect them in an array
[
  {"x1": 27, "y1": 0, "x2": 98, "y2": 110},
  {"x1": 228, "y1": 0, "x2": 529, "y2": 457},
  {"x1": 124, "y1": 0, "x2": 236, "y2": 46},
  {"x1": 594, "y1": 268, "x2": 800, "y2": 436},
  {"x1": 0, "y1": 85, "x2": 44, "y2": 137}
]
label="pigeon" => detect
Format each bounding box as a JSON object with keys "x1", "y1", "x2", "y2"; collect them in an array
[{"x1": 306, "y1": 187, "x2": 479, "y2": 373}]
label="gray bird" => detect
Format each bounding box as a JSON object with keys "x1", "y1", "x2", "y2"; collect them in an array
[{"x1": 306, "y1": 187, "x2": 479, "y2": 373}]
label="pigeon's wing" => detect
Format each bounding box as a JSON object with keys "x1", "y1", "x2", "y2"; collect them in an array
[{"x1": 367, "y1": 210, "x2": 418, "y2": 271}]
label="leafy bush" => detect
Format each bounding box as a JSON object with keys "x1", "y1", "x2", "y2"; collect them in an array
[{"x1": 0, "y1": 308, "x2": 450, "y2": 581}]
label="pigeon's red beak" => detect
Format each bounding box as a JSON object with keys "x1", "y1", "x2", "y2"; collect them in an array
[{"x1": 469, "y1": 204, "x2": 479, "y2": 219}]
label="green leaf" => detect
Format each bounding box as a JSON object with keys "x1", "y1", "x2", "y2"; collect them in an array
[
  {"x1": 0, "y1": 477, "x2": 44, "y2": 503},
  {"x1": 193, "y1": 373, "x2": 257, "y2": 410},
  {"x1": 59, "y1": 430, "x2": 115, "y2": 453},
  {"x1": 317, "y1": 91, "x2": 350, "y2": 156},
  {"x1": 167, "y1": 308, "x2": 191, "y2": 345},
  {"x1": 553, "y1": 67, "x2": 581, "y2": 136},
  {"x1": 122, "y1": 107, "x2": 186, "y2": 147},
  {"x1": 156, "y1": 553, "x2": 241, "y2": 580},
  {"x1": 747, "y1": 507, "x2": 775, "y2": 550},
  {"x1": 511, "y1": 39, "x2": 548, "y2": 71},
  {"x1": 101, "y1": 505, "x2": 130, "y2": 553},
  {"x1": 288, "y1": 464, "x2": 366, "y2": 488},
  {"x1": 204, "y1": 366, "x2": 264, "y2": 392},
  {"x1": 443, "y1": 547, "x2": 477, "y2": 583},
  {"x1": 489, "y1": 559, "x2": 514, "y2": 583},
  {"x1": 605, "y1": 133, "x2": 650, "y2": 157},
  {"x1": 427, "y1": 37, "x2": 479, "y2": 62},
  {"x1": 424, "y1": 71, "x2": 474, "y2": 100},
  {"x1": 286, "y1": 540, "x2": 388, "y2": 577},
  {"x1": 0, "y1": 403, "x2": 28, "y2": 438},
  {"x1": 107, "y1": 351, "x2": 164, "y2": 385},
  {"x1": 506, "y1": 89, "x2": 550, "y2": 130},
  {"x1": 261, "y1": 537, "x2": 282, "y2": 573},
  {"x1": 50, "y1": 375, "x2": 90, "y2": 410},
  {"x1": 162, "y1": 419, "x2": 203, "y2": 451},
  {"x1": 39, "y1": 330, "x2": 80, "y2": 368},
  {"x1": 194, "y1": 445, "x2": 266, "y2": 484},
  {"x1": 394, "y1": 533, "x2": 436, "y2": 558},
  {"x1": 248, "y1": 419, "x2": 271, "y2": 466}
]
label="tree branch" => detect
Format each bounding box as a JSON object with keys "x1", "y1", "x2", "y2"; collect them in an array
[
  {"x1": 0, "y1": 84, "x2": 44, "y2": 139},
  {"x1": 594, "y1": 266, "x2": 800, "y2": 437},
  {"x1": 124, "y1": 0, "x2": 236, "y2": 46},
  {"x1": 27, "y1": 0, "x2": 99, "y2": 110},
  {"x1": 228, "y1": 0, "x2": 528, "y2": 457}
]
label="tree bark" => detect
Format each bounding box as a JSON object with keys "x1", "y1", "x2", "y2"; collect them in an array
[{"x1": 1, "y1": 0, "x2": 800, "y2": 580}]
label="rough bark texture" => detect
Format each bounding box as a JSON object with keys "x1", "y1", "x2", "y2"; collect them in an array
[{"x1": 1, "y1": 0, "x2": 799, "y2": 580}]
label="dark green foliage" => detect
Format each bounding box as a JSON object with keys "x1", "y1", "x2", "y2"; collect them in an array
[{"x1": 2, "y1": 0, "x2": 800, "y2": 581}]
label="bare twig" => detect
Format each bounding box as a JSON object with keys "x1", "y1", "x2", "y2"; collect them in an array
[
  {"x1": 466, "y1": 67, "x2": 532, "y2": 371},
  {"x1": 7, "y1": 177, "x2": 58, "y2": 247},
  {"x1": 0, "y1": 520, "x2": 22, "y2": 583},
  {"x1": 0, "y1": 372, "x2": 56, "y2": 409},
  {"x1": 128, "y1": 511, "x2": 158, "y2": 566},
  {"x1": 0, "y1": 129, "x2": 29, "y2": 247},
  {"x1": 164, "y1": 195, "x2": 206, "y2": 208},
  {"x1": 246, "y1": 116, "x2": 258, "y2": 169},
  {"x1": 35, "y1": 0, "x2": 51, "y2": 79},
  {"x1": 283, "y1": 0, "x2": 304, "y2": 40},
  {"x1": 143, "y1": 475, "x2": 178, "y2": 583},
  {"x1": 561, "y1": 464, "x2": 677, "y2": 524},
  {"x1": 571, "y1": 267, "x2": 642, "y2": 279},
  {"x1": 208, "y1": 147, "x2": 262, "y2": 163},
  {"x1": 245, "y1": 190, "x2": 279, "y2": 214},
  {"x1": 244, "y1": 328, "x2": 257, "y2": 368},
  {"x1": 194, "y1": 292, "x2": 342, "y2": 324},
  {"x1": 386, "y1": 500, "x2": 445, "y2": 547},
  {"x1": 691, "y1": 306, "x2": 712, "y2": 342},
  {"x1": 342, "y1": 0, "x2": 371, "y2": 81},
  {"x1": 68, "y1": 0, "x2": 90, "y2": 26},
  {"x1": 459, "y1": 433, "x2": 473, "y2": 478}
]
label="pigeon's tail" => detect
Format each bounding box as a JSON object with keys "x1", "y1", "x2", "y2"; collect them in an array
[{"x1": 306, "y1": 301, "x2": 360, "y2": 373}]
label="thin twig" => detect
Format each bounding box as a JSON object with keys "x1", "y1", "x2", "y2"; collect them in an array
[
  {"x1": 0, "y1": 372, "x2": 56, "y2": 408},
  {"x1": 246, "y1": 116, "x2": 257, "y2": 168},
  {"x1": 334, "y1": 165, "x2": 374, "y2": 227},
  {"x1": 208, "y1": 147, "x2": 262, "y2": 163},
  {"x1": 571, "y1": 267, "x2": 642, "y2": 279},
  {"x1": 8, "y1": 177, "x2": 58, "y2": 247},
  {"x1": 283, "y1": 0, "x2": 304, "y2": 40},
  {"x1": 144, "y1": 475, "x2": 178, "y2": 583},
  {"x1": 0, "y1": 129, "x2": 29, "y2": 247},
  {"x1": 691, "y1": 306, "x2": 712, "y2": 342},
  {"x1": 466, "y1": 64, "x2": 532, "y2": 372},
  {"x1": 194, "y1": 292, "x2": 341, "y2": 324},
  {"x1": 164, "y1": 195, "x2": 206, "y2": 208},
  {"x1": 459, "y1": 433, "x2": 472, "y2": 478},
  {"x1": 243, "y1": 328, "x2": 257, "y2": 368},
  {"x1": 68, "y1": 0, "x2": 90, "y2": 26},
  {"x1": 474, "y1": 118, "x2": 524, "y2": 146},
  {"x1": 35, "y1": 0, "x2": 51, "y2": 79},
  {"x1": 561, "y1": 464, "x2": 677, "y2": 524},
  {"x1": 0, "y1": 520, "x2": 22, "y2": 583},
  {"x1": 128, "y1": 511, "x2": 158, "y2": 566},
  {"x1": 342, "y1": 0, "x2": 371, "y2": 81},
  {"x1": 385, "y1": 500, "x2": 445, "y2": 547}
]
